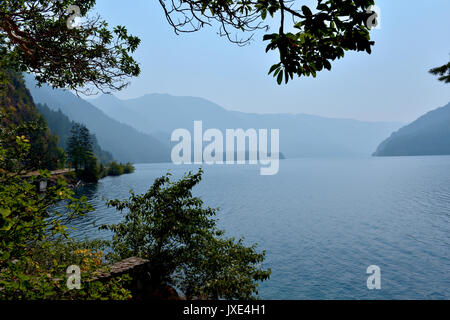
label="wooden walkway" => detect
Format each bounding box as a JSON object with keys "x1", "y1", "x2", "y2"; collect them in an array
[
  {"x1": 21, "y1": 168, "x2": 75, "y2": 178},
  {"x1": 20, "y1": 168, "x2": 75, "y2": 192},
  {"x1": 93, "y1": 257, "x2": 150, "y2": 280}
]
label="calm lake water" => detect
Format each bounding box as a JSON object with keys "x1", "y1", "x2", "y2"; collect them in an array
[{"x1": 65, "y1": 157, "x2": 450, "y2": 299}]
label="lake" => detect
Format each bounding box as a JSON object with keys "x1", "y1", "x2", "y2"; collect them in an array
[{"x1": 64, "y1": 157, "x2": 450, "y2": 299}]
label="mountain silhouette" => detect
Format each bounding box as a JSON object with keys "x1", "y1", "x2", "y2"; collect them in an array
[
  {"x1": 374, "y1": 102, "x2": 450, "y2": 156},
  {"x1": 24, "y1": 74, "x2": 170, "y2": 163},
  {"x1": 89, "y1": 93, "x2": 403, "y2": 158}
]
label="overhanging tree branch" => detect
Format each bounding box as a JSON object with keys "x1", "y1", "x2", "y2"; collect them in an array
[
  {"x1": 0, "y1": 0, "x2": 141, "y2": 95},
  {"x1": 429, "y1": 60, "x2": 450, "y2": 84},
  {"x1": 158, "y1": 0, "x2": 377, "y2": 84}
]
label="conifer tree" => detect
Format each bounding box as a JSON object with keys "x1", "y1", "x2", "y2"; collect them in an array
[{"x1": 67, "y1": 123, "x2": 98, "y2": 181}]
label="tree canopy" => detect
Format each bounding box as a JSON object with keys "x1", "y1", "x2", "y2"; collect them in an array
[
  {"x1": 101, "y1": 169, "x2": 271, "y2": 299},
  {"x1": 158, "y1": 0, "x2": 377, "y2": 84},
  {"x1": 0, "y1": 116, "x2": 132, "y2": 300},
  {"x1": 67, "y1": 123, "x2": 99, "y2": 182},
  {"x1": 1, "y1": 0, "x2": 379, "y2": 91},
  {"x1": 0, "y1": 0, "x2": 141, "y2": 94}
]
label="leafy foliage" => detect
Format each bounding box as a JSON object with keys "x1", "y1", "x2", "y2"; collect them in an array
[
  {"x1": 159, "y1": 0, "x2": 376, "y2": 83},
  {"x1": 0, "y1": 119, "x2": 131, "y2": 300},
  {"x1": 429, "y1": 60, "x2": 450, "y2": 84},
  {"x1": 106, "y1": 161, "x2": 124, "y2": 177},
  {"x1": 0, "y1": 70, "x2": 65, "y2": 170},
  {"x1": 0, "y1": 0, "x2": 141, "y2": 94},
  {"x1": 0, "y1": 119, "x2": 89, "y2": 259},
  {"x1": 101, "y1": 169, "x2": 271, "y2": 300},
  {"x1": 104, "y1": 161, "x2": 135, "y2": 177},
  {"x1": 1, "y1": 238, "x2": 132, "y2": 300},
  {"x1": 122, "y1": 162, "x2": 135, "y2": 174},
  {"x1": 2, "y1": 1, "x2": 378, "y2": 88}
]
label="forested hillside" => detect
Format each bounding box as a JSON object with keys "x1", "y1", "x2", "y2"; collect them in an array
[
  {"x1": 374, "y1": 102, "x2": 450, "y2": 156},
  {"x1": 25, "y1": 74, "x2": 170, "y2": 163},
  {"x1": 0, "y1": 70, "x2": 64, "y2": 170},
  {"x1": 36, "y1": 103, "x2": 114, "y2": 164}
]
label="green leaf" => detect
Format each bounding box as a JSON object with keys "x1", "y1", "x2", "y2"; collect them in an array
[
  {"x1": 302, "y1": 6, "x2": 312, "y2": 17},
  {"x1": 0, "y1": 208, "x2": 11, "y2": 218},
  {"x1": 317, "y1": 4, "x2": 329, "y2": 11},
  {"x1": 0, "y1": 221, "x2": 12, "y2": 231},
  {"x1": 268, "y1": 64, "x2": 279, "y2": 75},
  {"x1": 1, "y1": 251, "x2": 10, "y2": 260},
  {"x1": 261, "y1": 10, "x2": 267, "y2": 20},
  {"x1": 277, "y1": 72, "x2": 283, "y2": 85}
]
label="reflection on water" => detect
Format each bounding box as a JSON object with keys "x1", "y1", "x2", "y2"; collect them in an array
[{"x1": 58, "y1": 157, "x2": 450, "y2": 299}]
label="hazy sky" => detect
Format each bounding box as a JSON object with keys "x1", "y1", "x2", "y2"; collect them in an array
[{"x1": 91, "y1": 0, "x2": 450, "y2": 122}]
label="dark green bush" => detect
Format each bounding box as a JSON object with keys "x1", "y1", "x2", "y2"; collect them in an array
[
  {"x1": 122, "y1": 163, "x2": 135, "y2": 174},
  {"x1": 107, "y1": 162, "x2": 124, "y2": 176}
]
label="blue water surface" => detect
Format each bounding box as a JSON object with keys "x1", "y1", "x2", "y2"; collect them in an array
[{"x1": 63, "y1": 157, "x2": 450, "y2": 299}]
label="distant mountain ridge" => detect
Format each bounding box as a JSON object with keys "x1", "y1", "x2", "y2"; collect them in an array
[
  {"x1": 89, "y1": 93, "x2": 404, "y2": 158},
  {"x1": 24, "y1": 74, "x2": 170, "y2": 163},
  {"x1": 374, "y1": 102, "x2": 450, "y2": 156}
]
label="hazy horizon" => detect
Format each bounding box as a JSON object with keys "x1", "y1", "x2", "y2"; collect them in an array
[
  {"x1": 87, "y1": 92, "x2": 408, "y2": 124},
  {"x1": 77, "y1": 0, "x2": 450, "y2": 123}
]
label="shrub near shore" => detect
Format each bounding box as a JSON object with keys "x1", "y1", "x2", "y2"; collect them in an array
[{"x1": 99, "y1": 162, "x2": 135, "y2": 178}]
